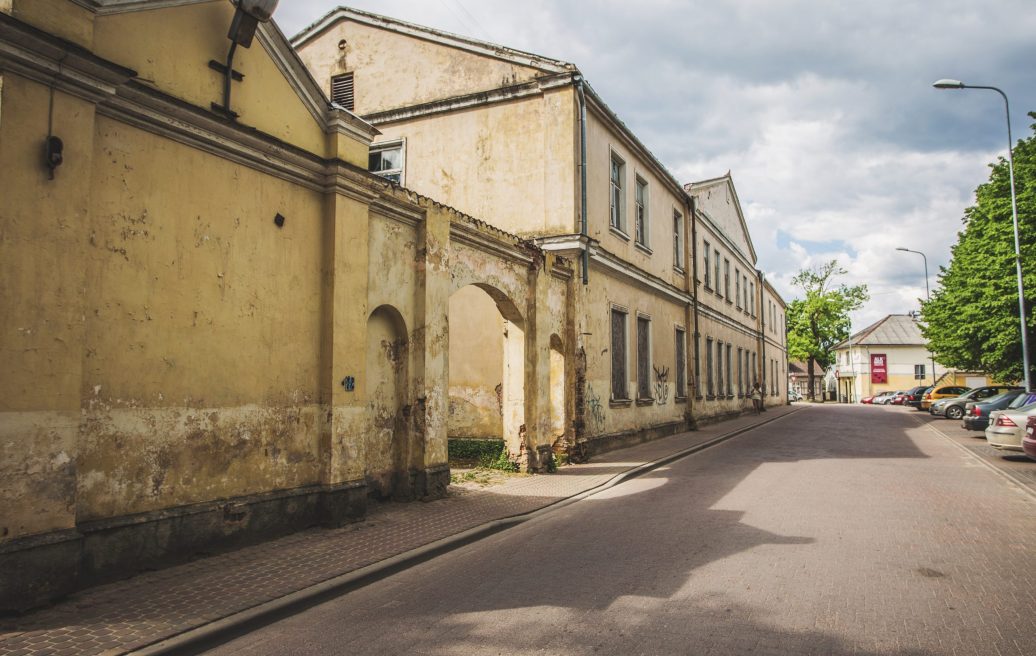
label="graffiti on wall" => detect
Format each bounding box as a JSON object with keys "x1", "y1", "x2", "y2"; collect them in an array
[
  {"x1": 653, "y1": 365, "x2": 670, "y2": 405},
  {"x1": 585, "y1": 383, "x2": 606, "y2": 436}
]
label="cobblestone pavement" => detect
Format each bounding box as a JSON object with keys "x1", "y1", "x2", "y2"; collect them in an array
[
  {"x1": 0, "y1": 407, "x2": 796, "y2": 656},
  {"x1": 208, "y1": 404, "x2": 1036, "y2": 656}
]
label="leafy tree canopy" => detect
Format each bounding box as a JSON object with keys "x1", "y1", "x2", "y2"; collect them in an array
[
  {"x1": 920, "y1": 112, "x2": 1036, "y2": 385},
  {"x1": 787, "y1": 261, "x2": 869, "y2": 397}
]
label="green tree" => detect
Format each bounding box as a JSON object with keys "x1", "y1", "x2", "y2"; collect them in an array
[
  {"x1": 920, "y1": 113, "x2": 1036, "y2": 385},
  {"x1": 786, "y1": 261, "x2": 869, "y2": 400}
]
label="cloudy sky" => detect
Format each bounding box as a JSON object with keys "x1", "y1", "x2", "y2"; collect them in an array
[{"x1": 277, "y1": 1, "x2": 1036, "y2": 330}]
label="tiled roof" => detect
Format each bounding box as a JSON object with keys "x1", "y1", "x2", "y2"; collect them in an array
[{"x1": 789, "y1": 360, "x2": 825, "y2": 376}]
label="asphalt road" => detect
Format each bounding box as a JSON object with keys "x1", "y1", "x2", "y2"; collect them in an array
[{"x1": 206, "y1": 405, "x2": 1036, "y2": 655}]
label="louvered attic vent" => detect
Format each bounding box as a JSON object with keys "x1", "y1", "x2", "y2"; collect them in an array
[{"x1": 331, "y1": 73, "x2": 355, "y2": 111}]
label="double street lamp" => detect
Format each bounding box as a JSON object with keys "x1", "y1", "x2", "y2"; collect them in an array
[
  {"x1": 895, "y1": 247, "x2": 936, "y2": 385},
  {"x1": 933, "y1": 79, "x2": 1032, "y2": 392}
]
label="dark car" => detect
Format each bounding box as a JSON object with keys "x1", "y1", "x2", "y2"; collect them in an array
[
  {"x1": 961, "y1": 389, "x2": 1029, "y2": 431},
  {"x1": 904, "y1": 385, "x2": 933, "y2": 410},
  {"x1": 932, "y1": 385, "x2": 1024, "y2": 420},
  {"x1": 1022, "y1": 415, "x2": 1036, "y2": 461}
]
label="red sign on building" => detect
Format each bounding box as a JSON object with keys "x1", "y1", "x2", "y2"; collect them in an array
[{"x1": 871, "y1": 353, "x2": 888, "y2": 384}]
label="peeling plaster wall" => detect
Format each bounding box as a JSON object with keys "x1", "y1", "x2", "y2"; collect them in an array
[
  {"x1": 76, "y1": 116, "x2": 328, "y2": 519},
  {"x1": 93, "y1": 2, "x2": 328, "y2": 158},
  {"x1": 448, "y1": 286, "x2": 503, "y2": 439},
  {"x1": 577, "y1": 272, "x2": 689, "y2": 439},
  {"x1": 296, "y1": 19, "x2": 546, "y2": 116},
  {"x1": 585, "y1": 111, "x2": 689, "y2": 283},
  {"x1": 0, "y1": 74, "x2": 96, "y2": 541},
  {"x1": 371, "y1": 88, "x2": 577, "y2": 238}
]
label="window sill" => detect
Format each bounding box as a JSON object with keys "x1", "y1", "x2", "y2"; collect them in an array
[
  {"x1": 634, "y1": 242, "x2": 653, "y2": 256},
  {"x1": 675, "y1": 396, "x2": 687, "y2": 404},
  {"x1": 609, "y1": 226, "x2": 631, "y2": 242},
  {"x1": 706, "y1": 395, "x2": 716, "y2": 401},
  {"x1": 674, "y1": 266, "x2": 685, "y2": 275},
  {"x1": 694, "y1": 395, "x2": 703, "y2": 401},
  {"x1": 635, "y1": 397, "x2": 654, "y2": 406},
  {"x1": 609, "y1": 398, "x2": 632, "y2": 408}
]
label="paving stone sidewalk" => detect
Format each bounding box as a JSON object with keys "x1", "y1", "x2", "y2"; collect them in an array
[{"x1": 0, "y1": 406, "x2": 799, "y2": 656}]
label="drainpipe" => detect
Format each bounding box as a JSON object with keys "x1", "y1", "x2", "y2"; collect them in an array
[
  {"x1": 690, "y1": 195, "x2": 701, "y2": 400},
  {"x1": 576, "y1": 76, "x2": 589, "y2": 285},
  {"x1": 759, "y1": 270, "x2": 766, "y2": 395}
]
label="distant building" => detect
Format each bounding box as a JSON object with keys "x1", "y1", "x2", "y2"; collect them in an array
[
  {"x1": 788, "y1": 360, "x2": 826, "y2": 399},
  {"x1": 829, "y1": 314, "x2": 953, "y2": 402}
]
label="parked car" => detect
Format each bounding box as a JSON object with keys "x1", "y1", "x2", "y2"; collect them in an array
[
  {"x1": 890, "y1": 391, "x2": 909, "y2": 405},
  {"x1": 788, "y1": 390, "x2": 803, "y2": 402},
  {"x1": 872, "y1": 391, "x2": 897, "y2": 405},
  {"x1": 861, "y1": 395, "x2": 875, "y2": 404},
  {"x1": 1022, "y1": 416, "x2": 1036, "y2": 461},
  {"x1": 903, "y1": 385, "x2": 933, "y2": 410},
  {"x1": 931, "y1": 385, "x2": 1023, "y2": 420},
  {"x1": 985, "y1": 401, "x2": 1036, "y2": 452},
  {"x1": 921, "y1": 385, "x2": 970, "y2": 411},
  {"x1": 961, "y1": 390, "x2": 1029, "y2": 431}
]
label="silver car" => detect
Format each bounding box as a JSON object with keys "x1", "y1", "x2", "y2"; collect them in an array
[{"x1": 985, "y1": 402, "x2": 1036, "y2": 452}]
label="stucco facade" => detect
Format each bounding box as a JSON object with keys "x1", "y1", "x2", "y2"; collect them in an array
[
  {"x1": 0, "y1": 0, "x2": 572, "y2": 611},
  {"x1": 294, "y1": 7, "x2": 787, "y2": 443}
]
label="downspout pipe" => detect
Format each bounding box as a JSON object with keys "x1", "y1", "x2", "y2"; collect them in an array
[
  {"x1": 576, "y1": 76, "x2": 589, "y2": 285},
  {"x1": 759, "y1": 270, "x2": 767, "y2": 395},
  {"x1": 690, "y1": 196, "x2": 701, "y2": 399}
]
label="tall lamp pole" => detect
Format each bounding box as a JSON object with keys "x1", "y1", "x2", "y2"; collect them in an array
[
  {"x1": 896, "y1": 247, "x2": 936, "y2": 385},
  {"x1": 933, "y1": 79, "x2": 1032, "y2": 392}
]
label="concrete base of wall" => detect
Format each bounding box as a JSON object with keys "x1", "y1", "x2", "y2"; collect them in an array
[
  {"x1": 585, "y1": 418, "x2": 693, "y2": 458},
  {"x1": 0, "y1": 469, "x2": 442, "y2": 613}
]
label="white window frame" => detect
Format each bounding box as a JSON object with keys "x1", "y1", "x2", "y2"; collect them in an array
[
  {"x1": 634, "y1": 175, "x2": 649, "y2": 248},
  {"x1": 609, "y1": 151, "x2": 626, "y2": 234},
  {"x1": 369, "y1": 138, "x2": 405, "y2": 185}
]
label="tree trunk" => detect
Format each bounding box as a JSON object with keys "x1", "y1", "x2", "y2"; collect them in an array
[{"x1": 807, "y1": 356, "x2": 816, "y2": 401}]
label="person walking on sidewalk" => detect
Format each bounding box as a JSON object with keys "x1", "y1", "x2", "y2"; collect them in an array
[{"x1": 751, "y1": 382, "x2": 763, "y2": 414}]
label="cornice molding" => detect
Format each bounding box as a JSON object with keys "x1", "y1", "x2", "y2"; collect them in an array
[
  {"x1": 589, "y1": 245, "x2": 692, "y2": 306},
  {"x1": 450, "y1": 220, "x2": 537, "y2": 268},
  {"x1": 68, "y1": 0, "x2": 210, "y2": 14},
  {"x1": 363, "y1": 73, "x2": 574, "y2": 127}
]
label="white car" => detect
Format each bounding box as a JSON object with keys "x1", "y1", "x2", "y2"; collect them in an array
[{"x1": 985, "y1": 402, "x2": 1036, "y2": 452}]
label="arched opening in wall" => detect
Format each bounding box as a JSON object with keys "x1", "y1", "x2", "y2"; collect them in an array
[
  {"x1": 365, "y1": 305, "x2": 412, "y2": 500},
  {"x1": 549, "y1": 334, "x2": 566, "y2": 445},
  {"x1": 448, "y1": 284, "x2": 525, "y2": 464}
]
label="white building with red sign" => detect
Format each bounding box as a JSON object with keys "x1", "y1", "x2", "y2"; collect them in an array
[{"x1": 828, "y1": 314, "x2": 950, "y2": 403}]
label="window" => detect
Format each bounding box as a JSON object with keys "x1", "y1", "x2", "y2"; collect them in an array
[
  {"x1": 772, "y1": 359, "x2": 778, "y2": 395},
  {"x1": 610, "y1": 153, "x2": 625, "y2": 231},
  {"x1": 716, "y1": 340, "x2": 724, "y2": 397},
  {"x1": 737, "y1": 347, "x2": 744, "y2": 396},
  {"x1": 637, "y1": 316, "x2": 651, "y2": 400},
  {"x1": 330, "y1": 72, "x2": 355, "y2": 111},
  {"x1": 726, "y1": 344, "x2": 733, "y2": 396},
  {"x1": 914, "y1": 364, "x2": 926, "y2": 380},
  {"x1": 706, "y1": 338, "x2": 714, "y2": 397},
  {"x1": 694, "y1": 333, "x2": 702, "y2": 397},
  {"x1": 369, "y1": 140, "x2": 404, "y2": 184},
  {"x1": 713, "y1": 249, "x2": 720, "y2": 297},
  {"x1": 634, "y1": 177, "x2": 648, "y2": 246},
  {"x1": 676, "y1": 328, "x2": 686, "y2": 398},
  {"x1": 750, "y1": 282, "x2": 756, "y2": 316},
  {"x1": 735, "y1": 268, "x2": 741, "y2": 309},
  {"x1": 743, "y1": 274, "x2": 749, "y2": 312},
  {"x1": 751, "y1": 351, "x2": 757, "y2": 385},
  {"x1": 611, "y1": 308, "x2": 628, "y2": 400},
  {"x1": 724, "y1": 259, "x2": 731, "y2": 300},
  {"x1": 703, "y1": 241, "x2": 711, "y2": 288},
  {"x1": 673, "y1": 210, "x2": 684, "y2": 269}
]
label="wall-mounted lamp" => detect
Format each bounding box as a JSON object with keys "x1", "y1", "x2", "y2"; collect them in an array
[
  {"x1": 210, "y1": 0, "x2": 280, "y2": 119},
  {"x1": 44, "y1": 136, "x2": 63, "y2": 180}
]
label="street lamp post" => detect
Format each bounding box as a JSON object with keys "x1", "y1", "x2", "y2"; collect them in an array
[
  {"x1": 933, "y1": 79, "x2": 1032, "y2": 392},
  {"x1": 896, "y1": 247, "x2": 937, "y2": 385}
]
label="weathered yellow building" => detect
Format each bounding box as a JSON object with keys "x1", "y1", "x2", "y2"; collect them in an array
[
  {"x1": 0, "y1": 0, "x2": 573, "y2": 611},
  {"x1": 294, "y1": 7, "x2": 788, "y2": 447},
  {"x1": 0, "y1": 0, "x2": 788, "y2": 611}
]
